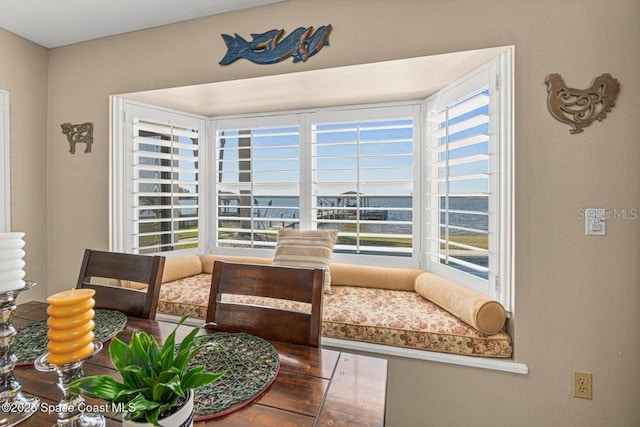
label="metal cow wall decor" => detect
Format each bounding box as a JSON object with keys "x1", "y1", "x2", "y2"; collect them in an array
[
  {"x1": 219, "y1": 25, "x2": 332, "y2": 65},
  {"x1": 60, "y1": 122, "x2": 94, "y2": 154}
]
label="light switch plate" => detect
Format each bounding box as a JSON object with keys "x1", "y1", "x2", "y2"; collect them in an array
[{"x1": 585, "y1": 208, "x2": 606, "y2": 236}]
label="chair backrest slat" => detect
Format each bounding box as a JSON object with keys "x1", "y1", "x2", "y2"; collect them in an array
[
  {"x1": 76, "y1": 249, "x2": 165, "y2": 319},
  {"x1": 206, "y1": 261, "x2": 323, "y2": 347}
]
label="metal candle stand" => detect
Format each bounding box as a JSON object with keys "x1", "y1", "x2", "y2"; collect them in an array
[
  {"x1": 0, "y1": 281, "x2": 41, "y2": 426},
  {"x1": 34, "y1": 341, "x2": 105, "y2": 427}
]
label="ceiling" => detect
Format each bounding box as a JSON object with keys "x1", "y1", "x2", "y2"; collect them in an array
[
  {"x1": 121, "y1": 46, "x2": 510, "y2": 117},
  {"x1": 0, "y1": 0, "x2": 284, "y2": 48}
]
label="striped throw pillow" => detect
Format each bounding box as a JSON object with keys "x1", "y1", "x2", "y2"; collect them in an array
[{"x1": 272, "y1": 229, "x2": 338, "y2": 293}]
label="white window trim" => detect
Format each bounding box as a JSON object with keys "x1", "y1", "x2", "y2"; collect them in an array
[
  {"x1": 308, "y1": 104, "x2": 420, "y2": 260},
  {"x1": 113, "y1": 51, "x2": 520, "y2": 371},
  {"x1": 497, "y1": 50, "x2": 514, "y2": 313},
  {"x1": 0, "y1": 90, "x2": 10, "y2": 232},
  {"x1": 110, "y1": 96, "x2": 126, "y2": 251},
  {"x1": 209, "y1": 113, "x2": 305, "y2": 255},
  {"x1": 110, "y1": 97, "x2": 207, "y2": 257},
  {"x1": 423, "y1": 51, "x2": 513, "y2": 311},
  {"x1": 321, "y1": 337, "x2": 528, "y2": 374}
]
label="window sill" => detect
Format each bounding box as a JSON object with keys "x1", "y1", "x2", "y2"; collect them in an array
[
  {"x1": 321, "y1": 337, "x2": 528, "y2": 375},
  {"x1": 158, "y1": 312, "x2": 526, "y2": 374}
]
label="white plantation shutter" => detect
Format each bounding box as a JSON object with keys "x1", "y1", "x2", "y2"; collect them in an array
[
  {"x1": 133, "y1": 120, "x2": 200, "y2": 253},
  {"x1": 213, "y1": 115, "x2": 301, "y2": 249},
  {"x1": 113, "y1": 102, "x2": 205, "y2": 254},
  {"x1": 310, "y1": 105, "x2": 419, "y2": 257},
  {"x1": 424, "y1": 53, "x2": 512, "y2": 308},
  {"x1": 427, "y1": 90, "x2": 491, "y2": 275}
]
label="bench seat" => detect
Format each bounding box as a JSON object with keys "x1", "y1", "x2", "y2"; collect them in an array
[{"x1": 157, "y1": 272, "x2": 512, "y2": 358}]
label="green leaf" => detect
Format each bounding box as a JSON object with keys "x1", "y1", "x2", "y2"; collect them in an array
[
  {"x1": 125, "y1": 393, "x2": 163, "y2": 425},
  {"x1": 182, "y1": 367, "x2": 226, "y2": 390},
  {"x1": 159, "y1": 324, "x2": 178, "y2": 368},
  {"x1": 126, "y1": 392, "x2": 160, "y2": 411},
  {"x1": 173, "y1": 330, "x2": 203, "y2": 370},
  {"x1": 109, "y1": 335, "x2": 139, "y2": 373},
  {"x1": 68, "y1": 376, "x2": 125, "y2": 400},
  {"x1": 112, "y1": 388, "x2": 142, "y2": 403},
  {"x1": 152, "y1": 379, "x2": 183, "y2": 402}
]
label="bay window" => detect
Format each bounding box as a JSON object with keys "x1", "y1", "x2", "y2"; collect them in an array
[{"x1": 112, "y1": 52, "x2": 512, "y2": 309}]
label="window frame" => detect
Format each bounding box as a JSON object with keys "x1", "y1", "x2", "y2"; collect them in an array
[
  {"x1": 211, "y1": 113, "x2": 304, "y2": 252},
  {"x1": 423, "y1": 52, "x2": 512, "y2": 311},
  {"x1": 209, "y1": 103, "x2": 422, "y2": 268},
  {"x1": 110, "y1": 98, "x2": 207, "y2": 257},
  {"x1": 308, "y1": 105, "x2": 420, "y2": 260},
  {"x1": 0, "y1": 89, "x2": 10, "y2": 232}
]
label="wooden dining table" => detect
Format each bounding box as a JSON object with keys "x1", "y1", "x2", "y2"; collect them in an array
[{"x1": 9, "y1": 301, "x2": 388, "y2": 426}]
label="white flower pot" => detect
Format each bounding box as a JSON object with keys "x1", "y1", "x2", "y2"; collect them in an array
[{"x1": 122, "y1": 390, "x2": 194, "y2": 427}]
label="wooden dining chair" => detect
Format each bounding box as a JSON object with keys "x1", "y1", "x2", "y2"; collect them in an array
[
  {"x1": 76, "y1": 249, "x2": 166, "y2": 319},
  {"x1": 206, "y1": 261, "x2": 324, "y2": 347}
]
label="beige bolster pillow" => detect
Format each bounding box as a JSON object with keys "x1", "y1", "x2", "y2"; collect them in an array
[
  {"x1": 200, "y1": 254, "x2": 272, "y2": 274},
  {"x1": 161, "y1": 254, "x2": 203, "y2": 283},
  {"x1": 91, "y1": 277, "x2": 129, "y2": 288},
  {"x1": 120, "y1": 280, "x2": 148, "y2": 290},
  {"x1": 330, "y1": 263, "x2": 424, "y2": 292},
  {"x1": 415, "y1": 272, "x2": 506, "y2": 335}
]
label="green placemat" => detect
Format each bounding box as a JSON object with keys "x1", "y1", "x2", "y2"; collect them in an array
[
  {"x1": 14, "y1": 309, "x2": 128, "y2": 366},
  {"x1": 189, "y1": 332, "x2": 280, "y2": 421}
]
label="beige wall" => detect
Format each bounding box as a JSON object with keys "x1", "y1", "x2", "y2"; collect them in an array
[
  {"x1": 5, "y1": 0, "x2": 638, "y2": 425},
  {"x1": 0, "y1": 29, "x2": 48, "y2": 302}
]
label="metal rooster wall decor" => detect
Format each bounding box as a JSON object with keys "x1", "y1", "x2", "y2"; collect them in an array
[
  {"x1": 60, "y1": 122, "x2": 93, "y2": 154},
  {"x1": 544, "y1": 73, "x2": 620, "y2": 134},
  {"x1": 219, "y1": 25, "x2": 332, "y2": 65}
]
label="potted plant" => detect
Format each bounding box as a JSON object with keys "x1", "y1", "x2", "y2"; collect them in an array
[{"x1": 68, "y1": 316, "x2": 224, "y2": 426}]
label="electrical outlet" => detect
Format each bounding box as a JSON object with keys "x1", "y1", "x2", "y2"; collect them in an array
[{"x1": 573, "y1": 372, "x2": 592, "y2": 399}]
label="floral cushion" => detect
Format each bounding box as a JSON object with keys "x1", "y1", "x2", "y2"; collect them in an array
[
  {"x1": 158, "y1": 273, "x2": 313, "y2": 319},
  {"x1": 158, "y1": 274, "x2": 212, "y2": 320},
  {"x1": 157, "y1": 275, "x2": 512, "y2": 358},
  {"x1": 323, "y1": 286, "x2": 512, "y2": 358}
]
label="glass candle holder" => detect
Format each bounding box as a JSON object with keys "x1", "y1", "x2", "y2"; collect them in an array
[
  {"x1": 35, "y1": 341, "x2": 105, "y2": 427},
  {"x1": 0, "y1": 281, "x2": 40, "y2": 426}
]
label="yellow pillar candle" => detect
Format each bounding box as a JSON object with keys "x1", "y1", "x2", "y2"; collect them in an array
[
  {"x1": 47, "y1": 288, "x2": 95, "y2": 306},
  {"x1": 47, "y1": 320, "x2": 95, "y2": 341},
  {"x1": 46, "y1": 288, "x2": 97, "y2": 365},
  {"x1": 47, "y1": 309, "x2": 95, "y2": 329},
  {"x1": 46, "y1": 298, "x2": 95, "y2": 317},
  {"x1": 47, "y1": 343, "x2": 96, "y2": 366},
  {"x1": 47, "y1": 331, "x2": 95, "y2": 354}
]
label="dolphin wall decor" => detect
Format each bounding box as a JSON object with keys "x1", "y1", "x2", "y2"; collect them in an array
[{"x1": 219, "y1": 25, "x2": 332, "y2": 65}]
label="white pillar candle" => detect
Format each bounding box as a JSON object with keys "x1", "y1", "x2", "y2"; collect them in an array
[{"x1": 0, "y1": 232, "x2": 26, "y2": 293}]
